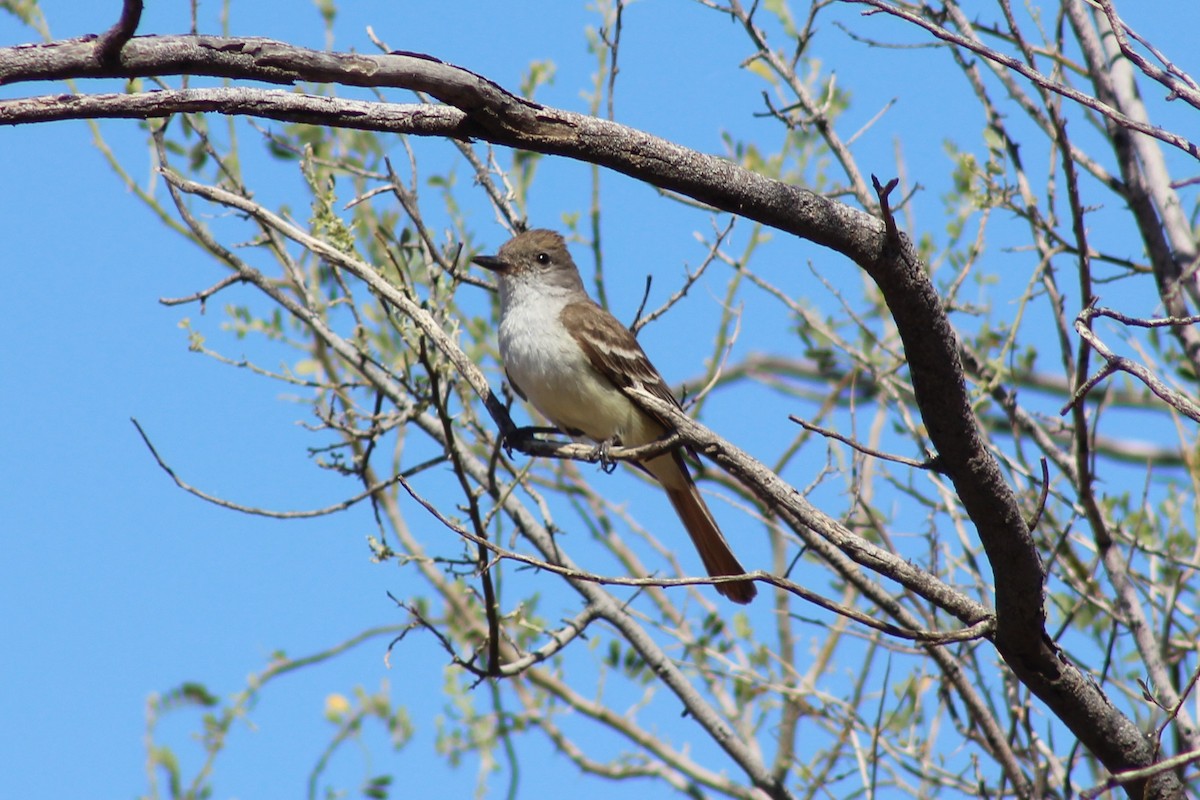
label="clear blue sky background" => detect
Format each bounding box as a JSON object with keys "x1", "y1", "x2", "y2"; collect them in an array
[{"x1": 2, "y1": 2, "x2": 1195, "y2": 799}]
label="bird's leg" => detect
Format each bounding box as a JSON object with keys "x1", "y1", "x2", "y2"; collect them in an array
[{"x1": 590, "y1": 436, "x2": 621, "y2": 474}]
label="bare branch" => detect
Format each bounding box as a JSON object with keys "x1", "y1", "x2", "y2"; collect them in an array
[
  {"x1": 131, "y1": 417, "x2": 434, "y2": 518},
  {"x1": 1065, "y1": 306, "x2": 1200, "y2": 422}
]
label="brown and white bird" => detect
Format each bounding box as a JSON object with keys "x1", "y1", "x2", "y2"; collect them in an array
[{"x1": 472, "y1": 229, "x2": 756, "y2": 604}]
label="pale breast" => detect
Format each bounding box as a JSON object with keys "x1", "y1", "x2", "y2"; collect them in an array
[{"x1": 497, "y1": 299, "x2": 659, "y2": 444}]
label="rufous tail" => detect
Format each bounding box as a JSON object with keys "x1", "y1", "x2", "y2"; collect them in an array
[{"x1": 655, "y1": 453, "x2": 756, "y2": 604}]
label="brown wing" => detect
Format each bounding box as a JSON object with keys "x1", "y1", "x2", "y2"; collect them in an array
[
  {"x1": 559, "y1": 300, "x2": 684, "y2": 423},
  {"x1": 563, "y1": 302, "x2": 753, "y2": 603}
]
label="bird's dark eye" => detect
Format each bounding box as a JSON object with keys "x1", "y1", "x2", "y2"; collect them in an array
[{"x1": 536, "y1": 252, "x2": 550, "y2": 265}]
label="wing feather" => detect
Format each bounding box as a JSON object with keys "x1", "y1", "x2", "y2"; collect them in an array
[{"x1": 559, "y1": 301, "x2": 683, "y2": 423}]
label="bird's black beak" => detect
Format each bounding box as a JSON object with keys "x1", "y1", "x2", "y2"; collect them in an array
[{"x1": 471, "y1": 253, "x2": 509, "y2": 274}]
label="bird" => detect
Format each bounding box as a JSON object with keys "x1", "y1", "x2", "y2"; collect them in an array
[{"x1": 472, "y1": 229, "x2": 756, "y2": 604}]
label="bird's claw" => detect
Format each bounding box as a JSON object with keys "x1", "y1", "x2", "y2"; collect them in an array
[
  {"x1": 592, "y1": 437, "x2": 619, "y2": 474},
  {"x1": 500, "y1": 426, "x2": 534, "y2": 458}
]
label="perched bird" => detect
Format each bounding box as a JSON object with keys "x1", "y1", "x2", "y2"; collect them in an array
[{"x1": 472, "y1": 229, "x2": 756, "y2": 604}]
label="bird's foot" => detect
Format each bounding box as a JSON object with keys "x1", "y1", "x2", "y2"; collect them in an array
[{"x1": 591, "y1": 437, "x2": 621, "y2": 474}]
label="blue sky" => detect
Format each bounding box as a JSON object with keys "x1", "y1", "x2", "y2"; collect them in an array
[{"x1": 3, "y1": 2, "x2": 1197, "y2": 799}]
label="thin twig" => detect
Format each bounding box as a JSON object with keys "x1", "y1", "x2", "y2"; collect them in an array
[
  {"x1": 131, "y1": 417, "x2": 436, "y2": 519},
  {"x1": 789, "y1": 415, "x2": 938, "y2": 471}
]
